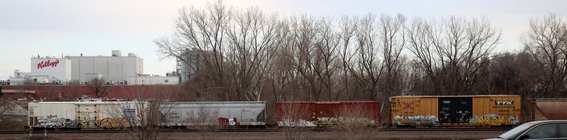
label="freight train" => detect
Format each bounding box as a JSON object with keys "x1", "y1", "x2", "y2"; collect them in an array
[{"x1": 26, "y1": 94, "x2": 550, "y2": 130}]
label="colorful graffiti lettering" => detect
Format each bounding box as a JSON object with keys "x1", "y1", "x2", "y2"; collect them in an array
[
  {"x1": 468, "y1": 114, "x2": 519, "y2": 126},
  {"x1": 393, "y1": 115, "x2": 438, "y2": 127},
  {"x1": 97, "y1": 118, "x2": 131, "y2": 129},
  {"x1": 395, "y1": 114, "x2": 519, "y2": 127},
  {"x1": 37, "y1": 115, "x2": 79, "y2": 128}
]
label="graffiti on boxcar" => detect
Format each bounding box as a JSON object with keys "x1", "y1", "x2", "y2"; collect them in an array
[
  {"x1": 402, "y1": 101, "x2": 415, "y2": 110},
  {"x1": 315, "y1": 117, "x2": 377, "y2": 126},
  {"x1": 97, "y1": 118, "x2": 131, "y2": 129},
  {"x1": 393, "y1": 115, "x2": 438, "y2": 127},
  {"x1": 468, "y1": 114, "x2": 519, "y2": 126},
  {"x1": 36, "y1": 115, "x2": 79, "y2": 128},
  {"x1": 278, "y1": 118, "x2": 316, "y2": 127}
]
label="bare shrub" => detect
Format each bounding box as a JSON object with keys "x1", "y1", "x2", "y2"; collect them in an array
[
  {"x1": 277, "y1": 102, "x2": 311, "y2": 140},
  {"x1": 334, "y1": 105, "x2": 377, "y2": 140}
]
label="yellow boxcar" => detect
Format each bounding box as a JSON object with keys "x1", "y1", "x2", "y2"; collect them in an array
[{"x1": 390, "y1": 95, "x2": 521, "y2": 127}]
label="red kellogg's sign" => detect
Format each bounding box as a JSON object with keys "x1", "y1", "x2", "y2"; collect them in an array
[{"x1": 37, "y1": 59, "x2": 60, "y2": 69}]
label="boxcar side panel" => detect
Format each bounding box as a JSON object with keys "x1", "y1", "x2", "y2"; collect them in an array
[
  {"x1": 275, "y1": 102, "x2": 313, "y2": 120},
  {"x1": 163, "y1": 102, "x2": 266, "y2": 127},
  {"x1": 390, "y1": 97, "x2": 438, "y2": 126},
  {"x1": 314, "y1": 102, "x2": 380, "y2": 125},
  {"x1": 471, "y1": 95, "x2": 520, "y2": 126},
  {"x1": 28, "y1": 101, "x2": 147, "y2": 129},
  {"x1": 313, "y1": 102, "x2": 380, "y2": 121},
  {"x1": 95, "y1": 102, "x2": 145, "y2": 129},
  {"x1": 28, "y1": 102, "x2": 77, "y2": 128},
  {"x1": 277, "y1": 101, "x2": 380, "y2": 127}
]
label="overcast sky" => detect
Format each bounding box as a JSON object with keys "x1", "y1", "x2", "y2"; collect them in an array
[{"x1": 1, "y1": 0, "x2": 567, "y2": 80}]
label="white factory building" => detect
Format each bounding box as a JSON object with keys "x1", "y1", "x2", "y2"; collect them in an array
[
  {"x1": 8, "y1": 50, "x2": 179, "y2": 85},
  {"x1": 69, "y1": 50, "x2": 143, "y2": 84}
]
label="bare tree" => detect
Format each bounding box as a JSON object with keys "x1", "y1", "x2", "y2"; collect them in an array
[
  {"x1": 379, "y1": 14, "x2": 407, "y2": 96},
  {"x1": 482, "y1": 52, "x2": 538, "y2": 95},
  {"x1": 225, "y1": 7, "x2": 283, "y2": 101},
  {"x1": 523, "y1": 14, "x2": 567, "y2": 98},
  {"x1": 87, "y1": 78, "x2": 109, "y2": 98},
  {"x1": 268, "y1": 44, "x2": 296, "y2": 101},
  {"x1": 268, "y1": 18, "x2": 304, "y2": 101},
  {"x1": 267, "y1": 57, "x2": 295, "y2": 102},
  {"x1": 486, "y1": 52, "x2": 540, "y2": 122},
  {"x1": 156, "y1": 0, "x2": 233, "y2": 100},
  {"x1": 155, "y1": 1, "x2": 529, "y2": 103},
  {"x1": 350, "y1": 14, "x2": 383, "y2": 100},
  {"x1": 64, "y1": 81, "x2": 82, "y2": 100},
  {"x1": 335, "y1": 14, "x2": 407, "y2": 102},
  {"x1": 42, "y1": 85, "x2": 61, "y2": 101},
  {"x1": 176, "y1": 73, "x2": 225, "y2": 101},
  {"x1": 377, "y1": 14, "x2": 407, "y2": 124},
  {"x1": 288, "y1": 16, "x2": 340, "y2": 101},
  {"x1": 407, "y1": 16, "x2": 500, "y2": 95},
  {"x1": 404, "y1": 60, "x2": 433, "y2": 95},
  {"x1": 337, "y1": 16, "x2": 358, "y2": 100}
]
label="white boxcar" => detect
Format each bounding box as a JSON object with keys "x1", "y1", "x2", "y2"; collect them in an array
[
  {"x1": 28, "y1": 100, "x2": 147, "y2": 129},
  {"x1": 161, "y1": 101, "x2": 266, "y2": 127}
]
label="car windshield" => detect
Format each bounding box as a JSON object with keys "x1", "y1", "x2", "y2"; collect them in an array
[{"x1": 498, "y1": 122, "x2": 536, "y2": 139}]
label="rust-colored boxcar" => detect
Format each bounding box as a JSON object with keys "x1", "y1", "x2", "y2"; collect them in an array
[
  {"x1": 531, "y1": 98, "x2": 567, "y2": 121},
  {"x1": 390, "y1": 95, "x2": 521, "y2": 127},
  {"x1": 276, "y1": 101, "x2": 380, "y2": 126}
]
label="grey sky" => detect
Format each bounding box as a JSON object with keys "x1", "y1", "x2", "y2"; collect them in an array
[{"x1": 1, "y1": 0, "x2": 566, "y2": 80}]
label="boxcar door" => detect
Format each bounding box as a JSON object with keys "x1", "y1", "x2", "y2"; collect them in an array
[
  {"x1": 76, "y1": 104, "x2": 98, "y2": 128},
  {"x1": 438, "y1": 97, "x2": 472, "y2": 125}
]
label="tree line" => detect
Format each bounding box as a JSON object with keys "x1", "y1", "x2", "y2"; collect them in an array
[{"x1": 156, "y1": 1, "x2": 567, "y2": 102}]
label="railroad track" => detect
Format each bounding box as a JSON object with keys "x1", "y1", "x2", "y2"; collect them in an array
[
  {"x1": 0, "y1": 127, "x2": 511, "y2": 134},
  {"x1": 379, "y1": 127, "x2": 512, "y2": 131}
]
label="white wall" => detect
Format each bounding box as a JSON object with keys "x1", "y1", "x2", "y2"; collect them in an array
[
  {"x1": 31, "y1": 58, "x2": 71, "y2": 82},
  {"x1": 69, "y1": 55, "x2": 142, "y2": 83}
]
